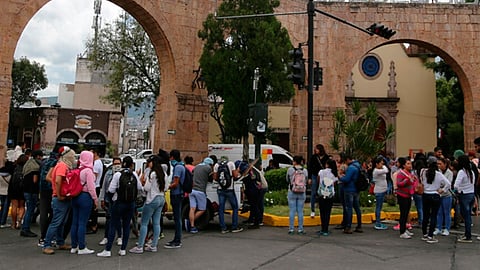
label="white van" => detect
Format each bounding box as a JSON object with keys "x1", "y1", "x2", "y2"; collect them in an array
[{"x1": 208, "y1": 144, "x2": 293, "y2": 169}]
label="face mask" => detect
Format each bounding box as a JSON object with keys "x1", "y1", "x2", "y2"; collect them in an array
[{"x1": 113, "y1": 164, "x2": 122, "y2": 172}]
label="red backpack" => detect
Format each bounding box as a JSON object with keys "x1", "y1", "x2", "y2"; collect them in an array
[{"x1": 60, "y1": 167, "x2": 86, "y2": 198}]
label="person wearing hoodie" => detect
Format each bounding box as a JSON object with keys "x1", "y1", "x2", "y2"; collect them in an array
[
  {"x1": 42, "y1": 146, "x2": 76, "y2": 255},
  {"x1": 339, "y1": 154, "x2": 362, "y2": 234},
  {"x1": 20, "y1": 150, "x2": 43, "y2": 237},
  {"x1": 69, "y1": 151, "x2": 98, "y2": 255}
]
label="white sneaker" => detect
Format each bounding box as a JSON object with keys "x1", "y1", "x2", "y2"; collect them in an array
[
  {"x1": 310, "y1": 212, "x2": 315, "y2": 218},
  {"x1": 441, "y1": 229, "x2": 449, "y2": 236},
  {"x1": 96, "y1": 250, "x2": 111, "y2": 257},
  {"x1": 400, "y1": 232, "x2": 411, "y2": 239},
  {"x1": 70, "y1": 247, "x2": 78, "y2": 254},
  {"x1": 99, "y1": 238, "x2": 108, "y2": 245},
  {"x1": 116, "y1": 238, "x2": 122, "y2": 246},
  {"x1": 78, "y1": 248, "x2": 95, "y2": 255},
  {"x1": 118, "y1": 249, "x2": 126, "y2": 256},
  {"x1": 433, "y1": 229, "x2": 441, "y2": 236},
  {"x1": 129, "y1": 246, "x2": 143, "y2": 254},
  {"x1": 405, "y1": 230, "x2": 414, "y2": 236}
]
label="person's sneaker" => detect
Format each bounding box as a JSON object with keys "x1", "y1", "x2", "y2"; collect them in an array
[
  {"x1": 477, "y1": 236, "x2": 480, "y2": 241},
  {"x1": 118, "y1": 249, "x2": 126, "y2": 256},
  {"x1": 405, "y1": 230, "x2": 414, "y2": 236},
  {"x1": 231, "y1": 227, "x2": 244, "y2": 233},
  {"x1": 116, "y1": 238, "x2": 122, "y2": 246},
  {"x1": 144, "y1": 245, "x2": 157, "y2": 252},
  {"x1": 321, "y1": 231, "x2": 330, "y2": 236},
  {"x1": 129, "y1": 246, "x2": 144, "y2": 254},
  {"x1": 335, "y1": 224, "x2": 345, "y2": 230},
  {"x1": 393, "y1": 224, "x2": 400, "y2": 231},
  {"x1": 58, "y1": 244, "x2": 71, "y2": 250},
  {"x1": 20, "y1": 230, "x2": 37, "y2": 237},
  {"x1": 190, "y1": 227, "x2": 199, "y2": 234},
  {"x1": 51, "y1": 240, "x2": 57, "y2": 248},
  {"x1": 354, "y1": 227, "x2": 363, "y2": 233},
  {"x1": 184, "y1": 219, "x2": 191, "y2": 232},
  {"x1": 433, "y1": 228, "x2": 441, "y2": 236},
  {"x1": 99, "y1": 238, "x2": 108, "y2": 245},
  {"x1": 297, "y1": 230, "x2": 306, "y2": 235},
  {"x1": 288, "y1": 230, "x2": 294, "y2": 235},
  {"x1": 96, "y1": 250, "x2": 111, "y2": 257},
  {"x1": 164, "y1": 241, "x2": 182, "y2": 249},
  {"x1": 0, "y1": 223, "x2": 10, "y2": 229},
  {"x1": 426, "y1": 237, "x2": 438, "y2": 244},
  {"x1": 221, "y1": 229, "x2": 229, "y2": 234},
  {"x1": 458, "y1": 236, "x2": 473, "y2": 243},
  {"x1": 374, "y1": 224, "x2": 388, "y2": 230},
  {"x1": 441, "y1": 229, "x2": 450, "y2": 236},
  {"x1": 310, "y1": 211, "x2": 315, "y2": 218},
  {"x1": 38, "y1": 239, "x2": 45, "y2": 247},
  {"x1": 407, "y1": 223, "x2": 413, "y2": 230},
  {"x1": 421, "y1": 234, "x2": 429, "y2": 241},
  {"x1": 400, "y1": 232, "x2": 411, "y2": 239},
  {"x1": 343, "y1": 228, "x2": 353, "y2": 234},
  {"x1": 70, "y1": 247, "x2": 78, "y2": 254},
  {"x1": 42, "y1": 247, "x2": 55, "y2": 255},
  {"x1": 78, "y1": 248, "x2": 95, "y2": 255},
  {"x1": 160, "y1": 233, "x2": 165, "y2": 239}
]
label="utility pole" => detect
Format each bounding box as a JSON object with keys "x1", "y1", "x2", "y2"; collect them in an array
[{"x1": 306, "y1": 0, "x2": 315, "y2": 163}]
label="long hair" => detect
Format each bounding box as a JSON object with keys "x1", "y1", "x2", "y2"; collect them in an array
[
  {"x1": 457, "y1": 155, "x2": 473, "y2": 183},
  {"x1": 326, "y1": 159, "x2": 338, "y2": 177},
  {"x1": 122, "y1": 156, "x2": 134, "y2": 169},
  {"x1": 397, "y1": 157, "x2": 407, "y2": 169},
  {"x1": 149, "y1": 155, "x2": 165, "y2": 191},
  {"x1": 426, "y1": 161, "x2": 438, "y2": 184},
  {"x1": 316, "y1": 144, "x2": 326, "y2": 156}
]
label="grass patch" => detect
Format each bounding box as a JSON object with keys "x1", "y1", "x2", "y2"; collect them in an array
[{"x1": 264, "y1": 203, "x2": 400, "y2": 217}]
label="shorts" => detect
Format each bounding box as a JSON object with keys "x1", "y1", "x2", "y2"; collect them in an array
[{"x1": 189, "y1": 190, "x2": 207, "y2": 211}]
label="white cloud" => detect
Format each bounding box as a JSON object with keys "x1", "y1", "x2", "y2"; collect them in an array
[{"x1": 14, "y1": 0, "x2": 122, "y2": 97}]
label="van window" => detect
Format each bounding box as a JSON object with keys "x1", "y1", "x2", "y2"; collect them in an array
[{"x1": 272, "y1": 154, "x2": 292, "y2": 165}]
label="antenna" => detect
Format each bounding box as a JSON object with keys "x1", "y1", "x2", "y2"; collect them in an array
[{"x1": 91, "y1": 0, "x2": 102, "y2": 58}]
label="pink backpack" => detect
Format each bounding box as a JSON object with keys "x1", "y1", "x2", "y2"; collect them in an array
[{"x1": 291, "y1": 167, "x2": 306, "y2": 193}]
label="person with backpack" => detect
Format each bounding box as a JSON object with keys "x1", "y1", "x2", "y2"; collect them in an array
[
  {"x1": 307, "y1": 144, "x2": 329, "y2": 218},
  {"x1": 70, "y1": 151, "x2": 98, "y2": 254},
  {"x1": 317, "y1": 158, "x2": 338, "y2": 236},
  {"x1": 286, "y1": 155, "x2": 308, "y2": 235},
  {"x1": 164, "y1": 149, "x2": 186, "y2": 249},
  {"x1": 37, "y1": 151, "x2": 58, "y2": 247},
  {"x1": 42, "y1": 146, "x2": 76, "y2": 255},
  {"x1": 8, "y1": 154, "x2": 28, "y2": 230},
  {"x1": 97, "y1": 156, "x2": 143, "y2": 257},
  {"x1": 215, "y1": 157, "x2": 243, "y2": 234},
  {"x1": 186, "y1": 157, "x2": 214, "y2": 234},
  {"x1": 20, "y1": 150, "x2": 43, "y2": 238},
  {"x1": 372, "y1": 156, "x2": 389, "y2": 230},
  {"x1": 339, "y1": 154, "x2": 362, "y2": 234}
]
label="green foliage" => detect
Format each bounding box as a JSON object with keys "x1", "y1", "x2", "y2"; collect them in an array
[
  {"x1": 85, "y1": 13, "x2": 159, "y2": 113},
  {"x1": 11, "y1": 57, "x2": 48, "y2": 107},
  {"x1": 264, "y1": 189, "x2": 288, "y2": 206},
  {"x1": 359, "y1": 191, "x2": 375, "y2": 207},
  {"x1": 198, "y1": 0, "x2": 295, "y2": 142},
  {"x1": 330, "y1": 101, "x2": 394, "y2": 163},
  {"x1": 446, "y1": 122, "x2": 464, "y2": 152},
  {"x1": 264, "y1": 167, "x2": 288, "y2": 191}
]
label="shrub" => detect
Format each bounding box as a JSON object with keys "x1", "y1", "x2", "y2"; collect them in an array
[
  {"x1": 359, "y1": 191, "x2": 375, "y2": 207},
  {"x1": 264, "y1": 168, "x2": 288, "y2": 191},
  {"x1": 264, "y1": 189, "x2": 288, "y2": 206}
]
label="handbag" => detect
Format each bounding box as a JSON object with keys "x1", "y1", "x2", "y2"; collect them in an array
[
  {"x1": 415, "y1": 182, "x2": 424, "y2": 195},
  {"x1": 368, "y1": 182, "x2": 375, "y2": 195}
]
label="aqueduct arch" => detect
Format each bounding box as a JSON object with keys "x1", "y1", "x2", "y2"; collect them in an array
[{"x1": 1, "y1": 0, "x2": 480, "y2": 163}]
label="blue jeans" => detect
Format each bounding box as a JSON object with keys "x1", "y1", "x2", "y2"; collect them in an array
[
  {"x1": 374, "y1": 192, "x2": 385, "y2": 226},
  {"x1": 310, "y1": 175, "x2": 318, "y2": 212},
  {"x1": 287, "y1": 190, "x2": 306, "y2": 231},
  {"x1": 217, "y1": 189, "x2": 239, "y2": 230},
  {"x1": 71, "y1": 192, "x2": 93, "y2": 249},
  {"x1": 436, "y1": 196, "x2": 452, "y2": 231},
  {"x1": 0, "y1": 195, "x2": 10, "y2": 225},
  {"x1": 458, "y1": 193, "x2": 475, "y2": 239},
  {"x1": 170, "y1": 193, "x2": 183, "y2": 244},
  {"x1": 138, "y1": 195, "x2": 164, "y2": 248},
  {"x1": 413, "y1": 193, "x2": 423, "y2": 224},
  {"x1": 344, "y1": 191, "x2": 362, "y2": 229},
  {"x1": 107, "y1": 201, "x2": 135, "y2": 251},
  {"x1": 44, "y1": 197, "x2": 71, "y2": 248},
  {"x1": 22, "y1": 192, "x2": 38, "y2": 231}
]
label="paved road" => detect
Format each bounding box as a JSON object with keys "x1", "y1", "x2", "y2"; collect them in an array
[{"x1": 1, "y1": 216, "x2": 479, "y2": 270}]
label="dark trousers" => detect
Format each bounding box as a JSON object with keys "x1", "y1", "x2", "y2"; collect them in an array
[
  {"x1": 422, "y1": 193, "x2": 441, "y2": 237},
  {"x1": 319, "y1": 197, "x2": 334, "y2": 232},
  {"x1": 106, "y1": 201, "x2": 135, "y2": 251},
  {"x1": 246, "y1": 188, "x2": 262, "y2": 225},
  {"x1": 39, "y1": 190, "x2": 52, "y2": 239},
  {"x1": 397, "y1": 195, "x2": 411, "y2": 234},
  {"x1": 170, "y1": 193, "x2": 183, "y2": 244},
  {"x1": 87, "y1": 187, "x2": 101, "y2": 230}
]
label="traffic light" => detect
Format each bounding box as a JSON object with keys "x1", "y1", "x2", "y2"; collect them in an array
[
  {"x1": 248, "y1": 103, "x2": 268, "y2": 134},
  {"x1": 367, "y1": 23, "x2": 396, "y2": 39},
  {"x1": 287, "y1": 47, "x2": 305, "y2": 89},
  {"x1": 313, "y1": 62, "x2": 323, "y2": 89}
]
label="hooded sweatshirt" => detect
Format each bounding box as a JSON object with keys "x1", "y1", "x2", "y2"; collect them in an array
[{"x1": 78, "y1": 151, "x2": 98, "y2": 202}]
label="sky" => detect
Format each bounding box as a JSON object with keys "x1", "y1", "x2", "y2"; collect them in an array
[{"x1": 14, "y1": 0, "x2": 123, "y2": 97}]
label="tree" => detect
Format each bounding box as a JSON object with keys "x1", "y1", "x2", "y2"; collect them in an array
[
  {"x1": 11, "y1": 57, "x2": 48, "y2": 107},
  {"x1": 198, "y1": 0, "x2": 295, "y2": 144},
  {"x1": 330, "y1": 101, "x2": 394, "y2": 163},
  {"x1": 85, "y1": 13, "x2": 160, "y2": 113}
]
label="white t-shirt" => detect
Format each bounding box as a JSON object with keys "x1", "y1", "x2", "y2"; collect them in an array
[
  {"x1": 93, "y1": 159, "x2": 104, "y2": 188},
  {"x1": 213, "y1": 161, "x2": 236, "y2": 190}
]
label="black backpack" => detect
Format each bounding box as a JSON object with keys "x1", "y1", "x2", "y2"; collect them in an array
[
  {"x1": 217, "y1": 161, "x2": 232, "y2": 190},
  {"x1": 117, "y1": 169, "x2": 138, "y2": 202},
  {"x1": 178, "y1": 164, "x2": 193, "y2": 193},
  {"x1": 10, "y1": 165, "x2": 24, "y2": 192},
  {"x1": 353, "y1": 164, "x2": 370, "y2": 192}
]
